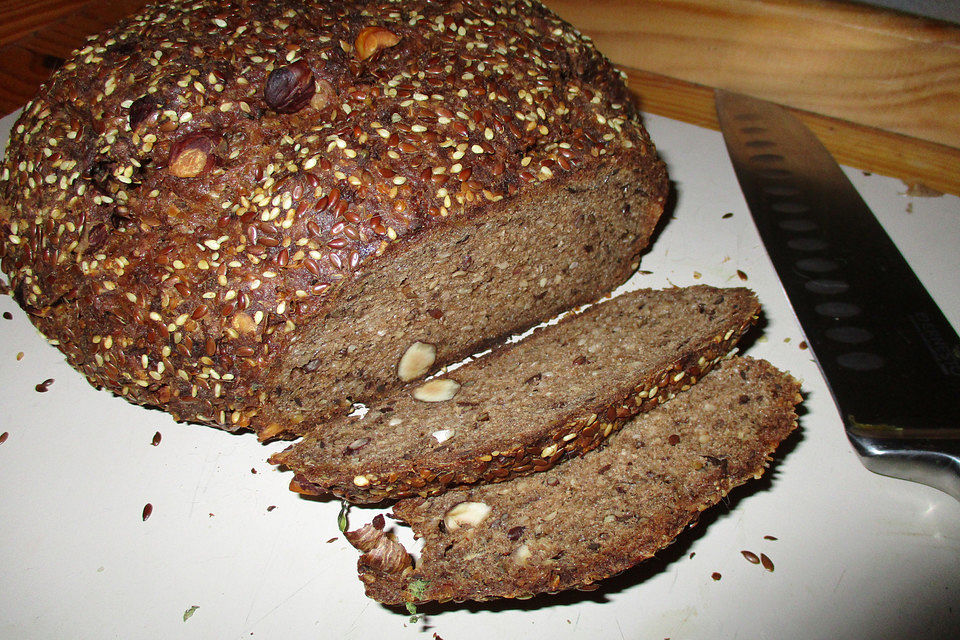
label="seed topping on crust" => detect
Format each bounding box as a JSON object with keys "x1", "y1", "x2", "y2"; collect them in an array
[{"x1": 0, "y1": 0, "x2": 657, "y2": 435}]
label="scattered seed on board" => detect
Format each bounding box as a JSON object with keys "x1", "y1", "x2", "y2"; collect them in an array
[
  {"x1": 741, "y1": 550, "x2": 760, "y2": 564},
  {"x1": 142, "y1": 503, "x2": 153, "y2": 521},
  {"x1": 151, "y1": 431, "x2": 162, "y2": 446},
  {"x1": 736, "y1": 269, "x2": 748, "y2": 281},
  {"x1": 16, "y1": 352, "x2": 24, "y2": 361},
  {"x1": 711, "y1": 572, "x2": 722, "y2": 581},
  {"x1": 35, "y1": 378, "x2": 54, "y2": 392},
  {"x1": 2, "y1": 311, "x2": 12, "y2": 320},
  {"x1": 722, "y1": 212, "x2": 734, "y2": 219},
  {"x1": 760, "y1": 553, "x2": 775, "y2": 572},
  {"x1": 0, "y1": 431, "x2": 8, "y2": 445},
  {"x1": 763, "y1": 535, "x2": 778, "y2": 541}
]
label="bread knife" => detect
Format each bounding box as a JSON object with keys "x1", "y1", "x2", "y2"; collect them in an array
[{"x1": 714, "y1": 89, "x2": 960, "y2": 501}]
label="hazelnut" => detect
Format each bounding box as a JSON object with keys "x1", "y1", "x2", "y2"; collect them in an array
[
  {"x1": 412, "y1": 378, "x2": 460, "y2": 402},
  {"x1": 310, "y1": 78, "x2": 337, "y2": 111},
  {"x1": 511, "y1": 543, "x2": 532, "y2": 564},
  {"x1": 442, "y1": 501, "x2": 492, "y2": 531},
  {"x1": 257, "y1": 422, "x2": 285, "y2": 442},
  {"x1": 128, "y1": 95, "x2": 162, "y2": 131},
  {"x1": 345, "y1": 515, "x2": 412, "y2": 574},
  {"x1": 355, "y1": 26, "x2": 400, "y2": 61},
  {"x1": 264, "y1": 60, "x2": 315, "y2": 114},
  {"x1": 231, "y1": 312, "x2": 257, "y2": 333},
  {"x1": 397, "y1": 341, "x2": 436, "y2": 381},
  {"x1": 168, "y1": 132, "x2": 215, "y2": 178},
  {"x1": 431, "y1": 429, "x2": 454, "y2": 443}
]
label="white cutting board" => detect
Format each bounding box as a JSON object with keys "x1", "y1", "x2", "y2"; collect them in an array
[{"x1": 1, "y1": 108, "x2": 958, "y2": 640}]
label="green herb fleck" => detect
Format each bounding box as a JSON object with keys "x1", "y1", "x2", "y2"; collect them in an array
[
  {"x1": 183, "y1": 605, "x2": 199, "y2": 622},
  {"x1": 408, "y1": 578, "x2": 430, "y2": 600},
  {"x1": 406, "y1": 602, "x2": 418, "y2": 619},
  {"x1": 337, "y1": 500, "x2": 349, "y2": 532}
]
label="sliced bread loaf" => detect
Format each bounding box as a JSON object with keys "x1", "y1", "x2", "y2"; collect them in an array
[
  {"x1": 0, "y1": 0, "x2": 667, "y2": 440},
  {"x1": 270, "y1": 286, "x2": 760, "y2": 503},
  {"x1": 346, "y1": 356, "x2": 801, "y2": 604}
]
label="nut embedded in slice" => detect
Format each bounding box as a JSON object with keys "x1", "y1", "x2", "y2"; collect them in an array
[
  {"x1": 443, "y1": 501, "x2": 491, "y2": 530},
  {"x1": 353, "y1": 357, "x2": 801, "y2": 605},
  {"x1": 431, "y1": 429, "x2": 454, "y2": 443},
  {"x1": 397, "y1": 341, "x2": 437, "y2": 381},
  {"x1": 412, "y1": 378, "x2": 459, "y2": 402}
]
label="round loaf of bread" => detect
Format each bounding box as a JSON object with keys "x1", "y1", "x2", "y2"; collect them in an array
[{"x1": 0, "y1": 0, "x2": 668, "y2": 439}]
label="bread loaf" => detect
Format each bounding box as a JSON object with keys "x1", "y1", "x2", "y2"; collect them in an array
[
  {"x1": 271, "y1": 286, "x2": 760, "y2": 503},
  {"x1": 346, "y1": 356, "x2": 802, "y2": 604},
  {"x1": 0, "y1": 0, "x2": 667, "y2": 439}
]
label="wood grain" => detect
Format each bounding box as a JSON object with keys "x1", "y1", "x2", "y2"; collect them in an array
[
  {"x1": 0, "y1": 0, "x2": 147, "y2": 114},
  {"x1": 0, "y1": 0, "x2": 88, "y2": 47},
  {"x1": 626, "y1": 68, "x2": 960, "y2": 196},
  {"x1": 543, "y1": 0, "x2": 960, "y2": 150}
]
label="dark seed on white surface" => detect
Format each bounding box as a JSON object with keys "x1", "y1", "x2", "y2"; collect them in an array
[
  {"x1": 35, "y1": 378, "x2": 54, "y2": 392},
  {"x1": 760, "y1": 553, "x2": 775, "y2": 572},
  {"x1": 741, "y1": 550, "x2": 760, "y2": 564},
  {"x1": 142, "y1": 503, "x2": 153, "y2": 521},
  {"x1": 151, "y1": 431, "x2": 161, "y2": 446}
]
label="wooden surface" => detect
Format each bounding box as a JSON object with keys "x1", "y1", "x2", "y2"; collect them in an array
[
  {"x1": 545, "y1": 0, "x2": 960, "y2": 150},
  {"x1": 0, "y1": 0, "x2": 147, "y2": 115},
  {"x1": 0, "y1": 0, "x2": 958, "y2": 195}
]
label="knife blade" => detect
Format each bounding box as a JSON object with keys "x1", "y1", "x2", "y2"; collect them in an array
[{"x1": 714, "y1": 89, "x2": 960, "y2": 501}]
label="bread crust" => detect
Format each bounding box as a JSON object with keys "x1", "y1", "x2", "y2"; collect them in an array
[{"x1": 0, "y1": 0, "x2": 667, "y2": 437}]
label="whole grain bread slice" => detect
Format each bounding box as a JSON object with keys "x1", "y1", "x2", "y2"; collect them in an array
[
  {"x1": 345, "y1": 356, "x2": 801, "y2": 604},
  {"x1": 270, "y1": 286, "x2": 760, "y2": 503}
]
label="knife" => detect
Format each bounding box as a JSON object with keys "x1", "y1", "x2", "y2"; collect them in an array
[{"x1": 714, "y1": 89, "x2": 960, "y2": 501}]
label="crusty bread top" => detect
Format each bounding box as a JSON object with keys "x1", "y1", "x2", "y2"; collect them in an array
[
  {"x1": 0, "y1": 0, "x2": 663, "y2": 431},
  {"x1": 347, "y1": 356, "x2": 801, "y2": 604},
  {"x1": 272, "y1": 286, "x2": 760, "y2": 502}
]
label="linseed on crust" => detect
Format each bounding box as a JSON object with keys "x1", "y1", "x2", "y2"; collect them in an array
[{"x1": 0, "y1": 0, "x2": 667, "y2": 438}]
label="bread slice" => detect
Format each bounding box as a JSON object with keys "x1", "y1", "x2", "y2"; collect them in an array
[
  {"x1": 270, "y1": 286, "x2": 760, "y2": 503},
  {"x1": 345, "y1": 356, "x2": 801, "y2": 604}
]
